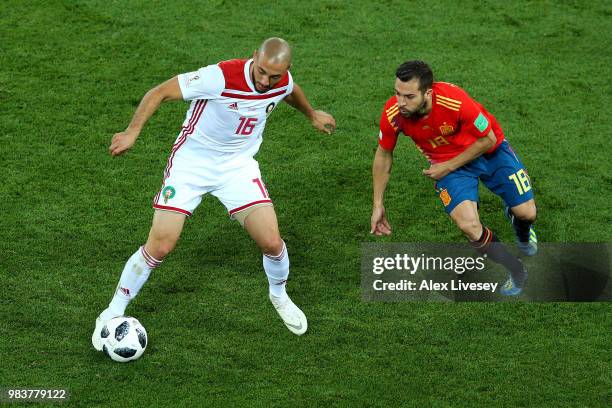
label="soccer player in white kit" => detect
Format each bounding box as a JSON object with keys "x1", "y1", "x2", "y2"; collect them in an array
[{"x1": 92, "y1": 38, "x2": 335, "y2": 348}]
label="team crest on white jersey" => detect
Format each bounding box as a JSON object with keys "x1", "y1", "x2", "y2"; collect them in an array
[{"x1": 266, "y1": 102, "x2": 276, "y2": 116}]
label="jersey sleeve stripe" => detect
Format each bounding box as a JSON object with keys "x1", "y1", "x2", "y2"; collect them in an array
[
  {"x1": 438, "y1": 101, "x2": 460, "y2": 108},
  {"x1": 387, "y1": 111, "x2": 399, "y2": 126},
  {"x1": 436, "y1": 99, "x2": 460, "y2": 109},
  {"x1": 387, "y1": 113, "x2": 398, "y2": 123},
  {"x1": 437, "y1": 95, "x2": 462, "y2": 106},
  {"x1": 386, "y1": 111, "x2": 398, "y2": 119},
  {"x1": 436, "y1": 101, "x2": 460, "y2": 111},
  {"x1": 386, "y1": 105, "x2": 399, "y2": 115},
  {"x1": 386, "y1": 107, "x2": 399, "y2": 121}
]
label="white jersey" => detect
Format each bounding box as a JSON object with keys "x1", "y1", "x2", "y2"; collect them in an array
[{"x1": 176, "y1": 58, "x2": 294, "y2": 159}]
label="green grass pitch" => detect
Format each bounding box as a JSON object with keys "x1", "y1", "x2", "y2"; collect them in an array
[{"x1": 1, "y1": 0, "x2": 610, "y2": 406}]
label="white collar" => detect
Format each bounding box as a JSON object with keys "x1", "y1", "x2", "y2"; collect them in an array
[{"x1": 244, "y1": 58, "x2": 255, "y2": 92}]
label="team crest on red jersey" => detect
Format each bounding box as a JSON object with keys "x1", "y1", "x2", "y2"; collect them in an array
[{"x1": 439, "y1": 123, "x2": 454, "y2": 136}]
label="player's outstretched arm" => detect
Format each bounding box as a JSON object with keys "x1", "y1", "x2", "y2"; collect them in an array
[
  {"x1": 371, "y1": 146, "x2": 393, "y2": 236},
  {"x1": 109, "y1": 77, "x2": 184, "y2": 156},
  {"x1": 284, "y1": 83, "x2": 336, "y2": 134}
]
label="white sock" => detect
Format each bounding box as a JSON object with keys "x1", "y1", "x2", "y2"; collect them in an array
[
  {"x1": 263, "y1": 241, "x2": 289, "y2": 301},
  {"x1": 101, "y1": 246, "x2": 162, "y2": 320}
]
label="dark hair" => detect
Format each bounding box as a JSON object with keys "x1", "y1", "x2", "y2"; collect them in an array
[{"x1": 395, "y1": 60, "x2": 433, "y2": 92}]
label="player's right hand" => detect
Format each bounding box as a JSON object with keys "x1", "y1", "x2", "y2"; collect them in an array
[
  {"x1": 310, "y1": 110, "x2": 336, "y2": 134},
  {"x1": 370, "y1": 206, "x2": 392, "y2": 236},
  {"x1": 109, "y1": 130, "x2": 139, "y2": 156}
]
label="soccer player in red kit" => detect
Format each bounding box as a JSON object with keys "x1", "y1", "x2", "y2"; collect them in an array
[{"x1": 371, "y1": 60, "x2": 537, "y2": 295}]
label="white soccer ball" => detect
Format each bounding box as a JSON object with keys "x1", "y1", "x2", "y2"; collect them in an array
[{"x1": 101, "y1": 316, "x2": 147, "y2": 362}]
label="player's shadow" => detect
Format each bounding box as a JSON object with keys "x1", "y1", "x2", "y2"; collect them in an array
[{"x1": 556, "y1": 244, "x2": 610, "y2": 301}]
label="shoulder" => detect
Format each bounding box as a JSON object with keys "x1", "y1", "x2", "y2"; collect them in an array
[
  {"x1": 434, "y1": 81, "x2": 465, "y2": 94},
  {"x1": 382, "y1": 96, "x2": 399, "y2": 119},
  {"x1": 434, "y1": 81, "x2": 480, "y2": 102},
  {"x1": 383, "y1": 95, "x2": 398, "y2": 109},
  {"x1": 197, "y1": 63, "x2": 224, "y2": 80},
  {"x1": 218, "y1": 58, "x2": 248, "y2": 75},
  {"x1": 382, "y1": 96, "x2": 398, "y2": 113},
  {"x1": 218, "y1": 58, "x2": 251, "y2": 92},
  {"x1": 274, "y1": 71, "x2": 292, "y2": 90},
  {"x1": 178, "y1": 64, "x2": 225, "y2": 99},
  {"x1": 433, "y1": 82, "x2": 472, "y2": 113},
  {"x1": 380, "y1": 96, "x2": 400, "y2": 131}
]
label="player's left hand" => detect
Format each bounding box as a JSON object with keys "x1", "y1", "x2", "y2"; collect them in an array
[
  {"x1": 422, "y1": 163, "x2": 452, "y2": 180},
  {"x1": 370, "y1": 205, "x2": 392, "y2": 236},
  {"x1": 310, "y1": 110, "x2": 336, "y2": 134}
]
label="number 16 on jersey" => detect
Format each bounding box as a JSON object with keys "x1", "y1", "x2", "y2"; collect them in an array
[{"x1": 236, "y1": 117, "x2": 258, "y2": 136}]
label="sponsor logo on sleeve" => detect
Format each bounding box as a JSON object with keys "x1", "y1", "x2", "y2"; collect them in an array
[
  {"x1": 474, "y1": 113, "x2": 489, "y2": 133},
  {"x1": 184, "y1": 73, "x2": 200, "y2": 87}
]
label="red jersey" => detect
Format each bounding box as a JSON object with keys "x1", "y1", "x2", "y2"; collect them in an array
[{"x1": 378, "y1": 82, "x2": 505, "y2": 163}]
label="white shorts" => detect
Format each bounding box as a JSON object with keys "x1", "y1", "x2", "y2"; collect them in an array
[{"x1": 153, "y1": 137, "x2": 272, "y2": 217}]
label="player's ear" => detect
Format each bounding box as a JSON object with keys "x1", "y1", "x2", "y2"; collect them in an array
[
  {"x1": 425, "y1": 88, "x2": 433, "y2": 98},
  {"x1": 253, "y1": 50, "x2": 258, "y2": 61}
]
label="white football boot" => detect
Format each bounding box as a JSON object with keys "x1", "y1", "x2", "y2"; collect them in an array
[
  {"x1": 91, "y1": 309, "x2": 117, "y2": 351},
  {"x1": 269, "y1": 293, "x2": 308, "y2": 335}
]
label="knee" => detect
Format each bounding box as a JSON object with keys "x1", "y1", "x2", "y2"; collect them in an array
[
  {"x1": 260, "y1": 236, "x2": 284, "y2": 257},
  {"x1": 146, "y1": 235, "x2": 178, "y2": 259},
  {"x1": 513, "y1": 203, "x2": 537, "y2": 223}
]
